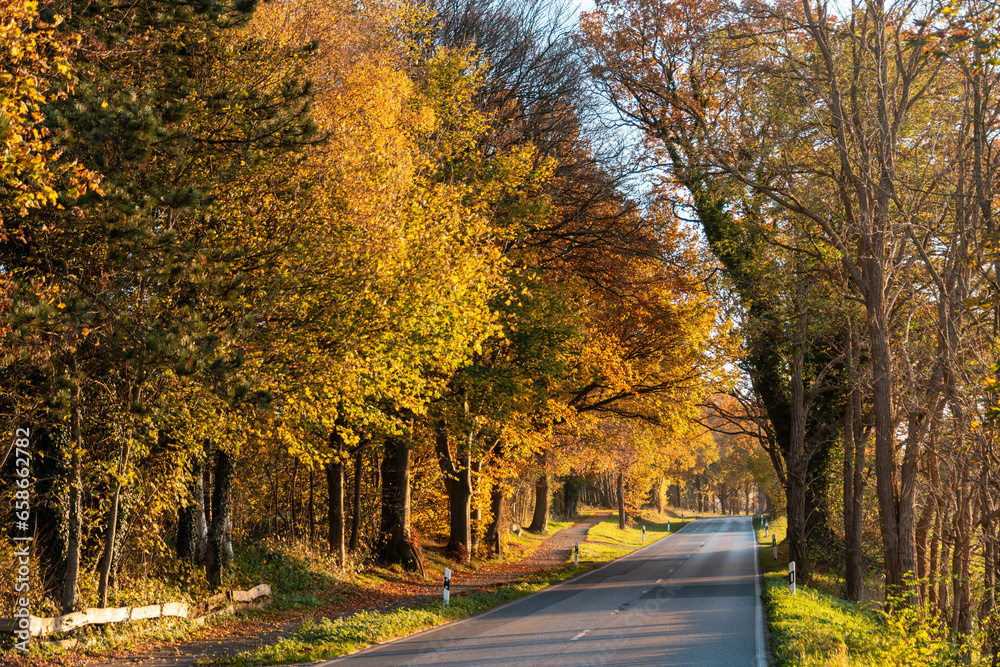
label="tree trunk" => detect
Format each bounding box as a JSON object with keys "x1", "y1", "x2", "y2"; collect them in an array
[
  {"x1": 785, "y1": 299, "x2": 812, "y2": 577},
  {"x1": 204, "y1": 440, "x2": 213, "y2": 531},
  {"x1": 617, "y1": 470, "x2": 626, "y2": 529},
  {"x1": 377, "y1": 433, "x2": 423, "y2": 575},
  {"x1": 916, "y1": 494, "x2": 935, "y2": 604},
  {"x1": 434, "y1": 422, "x2": 472, "y2": 562},
  {"x1": 953, "y1": 464, "x2": 974, "y2": 640},
  {"x1": 327, "y1": 426, "x2": 348, "y2": 565},
  {"x1": 471, "y1": 459, "x2": 482, "y2": 553},
  {"x1": 207, "y1": 445, "x2": 233, "y2": 591},
  {"x1": 929, "y1": 500, "x2": 941, "y2": 609},
  {"x1": 528, "y1": 450, "x2": 549, "y2": 533},
  {"x1": 844, "y1": 324, "x2": 866, "y2": 602},
  {"x1": 485, "y1": 479, "x2": 505, "y2": 558},
  {"x1": 695, "y1": 474, "x2": 704, "y2": 513},
  {"x1": 786, "y1": 466, "x2": 807, "y2": 575},
  {"x1": 326, "y1": 457, "x2": 345, "y2": 566},
  {"x1": 34, "y1": 427, "x2": 68, "y2": 601},
  {"x1": 177, "y1": 454, "x2": 208, "y2": 567},
  {"x1": 289, "y1": 456, "x2": 299, "y2": 538},
  {"x1": 938, "y1": 504, "x2": 952, "y2": 619},
  {"x1": 981, "y1": 474, "x2": 998, "y2": 662},
  {"x1": 193, "y1": 448, "x2": 209, "y2": 559},
  {"x1": 308, "y1": 467, "x2": 316, "y2": 543},
  {"x1": 350, "y1": 445, "x2": 363, "y2": 552},
  {"x1": 62, "y1": 380, "x2": 82, "y2": 615},
  {"x1": 99, "y1": 436, "x2": 131, "y2": 608}
]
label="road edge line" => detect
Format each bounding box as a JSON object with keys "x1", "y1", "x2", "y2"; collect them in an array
[{"x1": 752, "y1": 519, "x2": 767, "y2": 667}]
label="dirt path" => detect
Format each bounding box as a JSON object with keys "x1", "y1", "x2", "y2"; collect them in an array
[{"x1": 71, "y1": 513, "x2": 614, "y2": 667}]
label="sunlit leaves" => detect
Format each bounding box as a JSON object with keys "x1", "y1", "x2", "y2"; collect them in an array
[{"x1": 0, "y1": 0, "x2": 100, "y2": 224}]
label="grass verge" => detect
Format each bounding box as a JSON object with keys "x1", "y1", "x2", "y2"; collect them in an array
[
  {"x1": 586, "y1": 512, "x2": 689, "y2": 549},
  {"x1": 754, "y1": 516, "x2": 956, "y2": 666}
]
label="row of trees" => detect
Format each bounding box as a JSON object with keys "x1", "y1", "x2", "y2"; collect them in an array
[
  {"x1": 582, "y1": 0, "x2": 1000, "y2": 653},
  {"x1": 1, "y1": 0, "x2": 725, "y2": 617}
]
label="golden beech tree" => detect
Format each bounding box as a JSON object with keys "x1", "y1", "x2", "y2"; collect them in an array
[{"x1": 234, "y1": 0, "x2": 567, "y2": 569}]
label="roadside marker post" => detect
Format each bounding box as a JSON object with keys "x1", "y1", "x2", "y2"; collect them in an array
[
  {"x1": 667, "y1": 519, "x2": 671, "y2": 532},
  {"x1": 789, "y1": 562, "x2": 796, "y2": 594},
  {"x1": 574, "y1": 541, "x2": 579, "y2": 565},
  {"x1": 772, "y1": 534, "x2": 777, "y2": 560},
  {"x1": 642, "y1": 525, "x2": 646, "y2": 542},
  {"x1": 443, "y1": 568, "x2": 451, "y2": 606}
]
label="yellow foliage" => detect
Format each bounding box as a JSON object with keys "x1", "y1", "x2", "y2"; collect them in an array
[{"x1": 0, "y1": 0, "x2": 101, "y2": 223}]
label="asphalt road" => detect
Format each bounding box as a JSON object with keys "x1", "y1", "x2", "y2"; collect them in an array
[{"x1": 320, "y1": 516, "x2": 767, "y2": 666}]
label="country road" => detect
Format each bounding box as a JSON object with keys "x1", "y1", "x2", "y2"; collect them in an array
[{"x1": 321, "y1": 516, "x2": 767, "y2": 666}]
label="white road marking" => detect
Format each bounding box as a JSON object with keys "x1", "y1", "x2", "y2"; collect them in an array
[
  {"x1": 571, "y1": 630, "x2": 590, "y2": 641},
  {"x1": 751, "y1": 518, "x2": 767, "y2": 667}
]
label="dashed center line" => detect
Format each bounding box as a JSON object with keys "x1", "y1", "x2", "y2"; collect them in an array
[{"x1": 571, "y1": 630, "x2": 590, "y2": 641}]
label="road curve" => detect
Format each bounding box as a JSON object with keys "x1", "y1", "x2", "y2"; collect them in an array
[{"x1": 320, "y1": 515, "x2": 766, "y2": 667}]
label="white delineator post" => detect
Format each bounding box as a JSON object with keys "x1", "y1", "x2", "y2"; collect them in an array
[
  {"x1": 443, "y1": 568, "x2": 451, "y2": 606},
  {"x1": 574, "y1": 541, "x2": 579, "y2": 565},
  {"x1": 772, "y1": 534, "x2": 777, "y2": 560},
  {"x1": 642, "y1": 525, "x2": 646, "y2": 542},
  {"x1": 789, "y1": 562, "x2": 796, "y2": 594}
]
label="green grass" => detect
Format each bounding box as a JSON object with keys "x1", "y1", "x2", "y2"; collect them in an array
[
  {"x1": 577, "y1": 542, "x2": 633, "y2": 561},
  {"x1": 506, "y1": 518, "x2": 576, "y2": 551},
  {"x1": 198, "y1": 565, "x2": 591, "y2": 666},
  {"x1": 574, "y1": 512, "x2": 690, "y2": 564},
  {"x1": 764, "y1": 573, "x2": 957, "y2": 666},
  {"x1": 754, "y1": 514, "x2": 786, "y2": 573},
  {"x1": 587, "y1": 513, "x2": 688, "y2": 548},
  {"x1": 754, "y1": 516, "x2": 956, "y2": 666}
]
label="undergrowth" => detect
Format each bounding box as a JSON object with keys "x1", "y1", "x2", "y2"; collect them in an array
[
  {"x1": 756, "y1": 516, "x2": 958, "y2": 666},
  {"x1": 232, "y1": 538, "x2": 350, "y2": 609}
]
